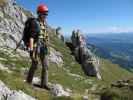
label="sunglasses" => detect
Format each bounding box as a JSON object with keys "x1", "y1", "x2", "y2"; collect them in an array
[{"x1": 38, "y1": 12, "x2": 48, "y2": 16}]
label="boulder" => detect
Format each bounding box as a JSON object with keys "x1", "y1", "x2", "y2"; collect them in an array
[
  {"x1": 49, "y1": 48, "x2": 63, "y2": 67},
  {"x1": 82, "y1": 57, "x2": 101, "y2": 79},
  {"x1": 51, "y1": 84, "x2": 70, "y2": 97},
  {"x1": 0, "y1": 80, "x2": 36, "y2": 100},
  {"x1": 7, "y1": 90, "x2": 36, "y2": 100},
  {"x1": 83, "y1": 95, "x2": 89, "y2": 100},
  {"x1": 82, "y1": 59, "x2": 97, "y2": 76}
]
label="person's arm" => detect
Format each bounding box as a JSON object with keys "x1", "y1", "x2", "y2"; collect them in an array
[
  {"x1": 29, "y1": 19, "x2": 38, "y2": 51},
  {"x1": 29, "y1": 38, "x2": 34, "y2": 51}
]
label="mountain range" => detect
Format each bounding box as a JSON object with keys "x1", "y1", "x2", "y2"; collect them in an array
[{"x1": 86, "y1": 33, "x2": 133, "y2": 72}]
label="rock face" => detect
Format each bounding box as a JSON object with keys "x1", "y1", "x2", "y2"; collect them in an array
[
  {"x1": 49, "y1": 47, "x2": 63, "y2": 67},
  {"x1": 111, "y1": 79, "x2": 133, "y2": 88},
  {"x1": 71, "y1": 30, "x2": 79, "y2": 48},
  {"x1": 70, "y1": 30, "x2": 101, "y2": 79},
  {"x1": 0, "y1": 0, "x2": 64, "y2": 63},
  {"x1": 51, "y1": 84, "x2": 70, "y2": 97},
  {"x1": 0, "y1": 80, "x2": 36, "y2": 100},
  {"x1": 0, "y1": 0, "x2": 33, "y2": 48},
  {"x1": 55, "y1": 27, "x2": 64, "y2": 42}
]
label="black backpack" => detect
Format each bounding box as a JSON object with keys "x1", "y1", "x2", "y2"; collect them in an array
[{"x1": 22, "y1": 17, "x2": 40, "y2": 48}]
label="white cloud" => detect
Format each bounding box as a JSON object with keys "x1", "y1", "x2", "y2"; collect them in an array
[
  {"x1": 108, "y1": 26, "x2": 133, "y2": 33},
  {"x1": 85, "y1": 26, "x2": 133, "y2": 34}
]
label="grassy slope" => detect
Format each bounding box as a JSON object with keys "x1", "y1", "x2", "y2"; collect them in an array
[
  {"x1": 101, "y1": 85, "x2": 133, "y2": 100},
  {"x1": 0, "y1": 0, "x2": 7, "y2": 4},
  {"x1": 0, "y1": 32, "x2": 132, "y2": 100},
  {"x1": 100, "y1": 59, "x2": 133, "y2": 85}
]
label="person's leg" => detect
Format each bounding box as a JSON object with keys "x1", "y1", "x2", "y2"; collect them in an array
[
  {"x1": 26, "y1": 50, "x2": 38, "y2": 84},
  {"x1": 26, "y1": 60, "x2": 38, "y2": 83},
  {"x1": 41, "y1": 55, "x2": 49, "y2": 87}
]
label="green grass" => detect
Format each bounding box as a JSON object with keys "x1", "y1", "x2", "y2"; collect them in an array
[
  {"x1": 0, "y1": 40, "x2": 88, "y2": 99},
  {"x1": 48, "y1": 63, "x2": 91, "y2": 93},
  {"x1": 99, "y1": 59, "x2": 133, "y2": 85},
  {"x1": 101, "y1": 86, "x2": 133, "y2": 100},
  {"x1": 0, "y1": 32, "x2": 133, "y2": 100},
  {"x1": 0, "y1": 0, "x2": 7, "y2": 5},
  {"x1": 49, "y1": 32, "x2": 85, "y2": 77},
  {"x1": 0, "y1": 70, "x2": 51, "y2": 100}
]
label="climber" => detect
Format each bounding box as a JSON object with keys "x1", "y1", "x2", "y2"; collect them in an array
[{"x1": 26, "y1": 4, "x2": 50, "y2": 90}]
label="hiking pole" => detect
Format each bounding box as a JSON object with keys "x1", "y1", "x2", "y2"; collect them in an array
[
  {"x1": 0, "y1": 38, "x2": 22, "y2": 56},
  {"x1": 14, "y1": 39, "x2": 23, "y2": 52}
]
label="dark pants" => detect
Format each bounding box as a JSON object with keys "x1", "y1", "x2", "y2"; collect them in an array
[{"x1": 26, "y1": 40, "x2": 49, "y2": 87}]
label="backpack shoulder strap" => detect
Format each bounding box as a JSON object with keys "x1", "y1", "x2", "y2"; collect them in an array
[{"x1": 30, "y1": 18, "x2": 40, "y2": 34}]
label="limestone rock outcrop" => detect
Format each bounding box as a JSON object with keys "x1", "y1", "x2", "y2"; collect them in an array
[{"x1": 70, "y1": 30, "x2": 101, "y2": 79}]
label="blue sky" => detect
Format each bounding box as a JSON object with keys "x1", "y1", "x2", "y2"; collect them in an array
[{"x1": 16, "y1": 0, "x2": 133, "y2": 36}]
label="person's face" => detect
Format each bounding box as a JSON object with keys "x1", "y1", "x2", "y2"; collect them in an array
[
  {"x1": 40, "y1": 15, "x2": 46, "y2": 21},
  {"x1": 38, "y1": 12, "x2": 48, "y2": 21}
]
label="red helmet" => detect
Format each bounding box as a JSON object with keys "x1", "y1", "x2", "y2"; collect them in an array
[{"x1": 37, "y1": 4, "x2": 48, "y2": 14}]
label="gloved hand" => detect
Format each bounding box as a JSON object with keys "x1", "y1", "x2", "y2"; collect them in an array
[
  {"x1": 44, "y1": 39, "x2": 49, "y2": 47},
  {"x1": 28, "y1": 47, "x2": 33, "y2": 52},
  {"x1": 28, "y1": 47, "x2": 33, "y2": 56}
]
